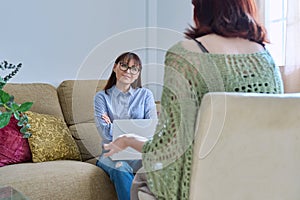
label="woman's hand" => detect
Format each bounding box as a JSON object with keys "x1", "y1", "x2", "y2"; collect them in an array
[
  {"x1": 103, "y1": 135, "x2": 128, "y2": 157},
  {"x1": 103, "y1": 134, "x2": 148, "y2": 157},
  {"x1": 102, "y1": 113, "x2": 111, "y2": 124}
]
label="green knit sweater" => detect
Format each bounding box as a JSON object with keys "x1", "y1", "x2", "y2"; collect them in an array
[{"x1": 142, "y1": 41, "x2": 284, "y2": 200}]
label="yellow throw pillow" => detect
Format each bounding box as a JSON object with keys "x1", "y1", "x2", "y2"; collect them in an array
[{"x1": 25, "y1": 111, "x2": 81, "y2": 162}]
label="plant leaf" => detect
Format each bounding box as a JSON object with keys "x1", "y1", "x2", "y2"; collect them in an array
[
  {"x1": 0, "y1": 78, "x2": 6, "y2": 90},
  {"x1": 9, "y1": 95, "x2": 14, "y2": 102},
  {"x1": 0, "y1": 112, "x2": 12, "y2": 128},
  {"x1": 0, "y1": 90, "x2": 10, "y2": 104},
  {"x1": 18, "y1": 102, "x2": 33, "y2": 112},
  {"x1": 22, "y1": 132, "x2": 31, "y2": 138},
  {"x1": 11, "y1": 102, "x2": 20, "y2": 112},
  {"x1": 20, "y1": 125, "x2": 28, "y2": 133},
  {"x1": 25, "y1": 123, "x2": 31, "y2": 129},
  {"x1": 14, "y1": 111, "x2": 21, "y2": 120},
  {"x1": 17, "y1": 114, "x2": 28, "y2": 126}
]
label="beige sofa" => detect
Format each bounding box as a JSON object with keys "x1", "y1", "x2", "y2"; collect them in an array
[{"x1": 0, "y1": 80, "x2": 118, "y2": 200}]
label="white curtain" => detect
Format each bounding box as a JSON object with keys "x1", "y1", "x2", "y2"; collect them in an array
[
  {"x1": 282, "y1": 0, "x2": 300, "y2": 92},
  {"x1": 285, "y1": 0, "x2": 300, "y2": 67},
  {"x1": 255, "y1": 0, "x2": 265, "y2": 24}
]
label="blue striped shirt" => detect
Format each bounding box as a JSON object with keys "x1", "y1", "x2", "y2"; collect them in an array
[{"x1": 94, "y1": 85, "x2": 157, "y2": 145}]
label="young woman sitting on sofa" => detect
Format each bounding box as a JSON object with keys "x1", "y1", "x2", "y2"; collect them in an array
[{"x1": 94, "y1": 52, "x2": 157, "y2": 200}]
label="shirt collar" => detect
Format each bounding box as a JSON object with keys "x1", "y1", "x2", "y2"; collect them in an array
[{"x1": 112, "y1": 85, "x2": 135, "y2": 97}]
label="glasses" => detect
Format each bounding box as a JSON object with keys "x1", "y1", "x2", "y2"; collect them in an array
[{"x1": 118, "y1": 62, "x2": 140, "y2": 75}]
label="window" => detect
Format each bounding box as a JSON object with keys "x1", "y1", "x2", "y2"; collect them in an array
[{"x1": 264, "y1": 0, "x2": 287, "y2": 66}]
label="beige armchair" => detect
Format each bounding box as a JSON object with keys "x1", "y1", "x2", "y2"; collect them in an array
[{"x1": 190, "y1": 92, "x2": 300, "y2": 200}]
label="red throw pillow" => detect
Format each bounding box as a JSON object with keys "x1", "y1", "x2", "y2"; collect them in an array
[{"x1": 0, "y1": 116, "x2": 32, "y2": 167}]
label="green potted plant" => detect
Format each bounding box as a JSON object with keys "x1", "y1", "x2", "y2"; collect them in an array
[{"x1": 0, "y1": 61, "x2": 33, "y2": 138}]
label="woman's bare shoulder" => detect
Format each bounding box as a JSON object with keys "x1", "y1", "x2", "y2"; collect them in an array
[
  {"x1": 167, "y1": 39, "x2": 204, "y2": 54},
  {"x1": 197, "y1": 34, "x2": 265, "y2": 54}
]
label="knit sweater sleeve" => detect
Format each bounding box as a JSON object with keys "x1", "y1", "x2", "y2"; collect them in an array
[{"x1": 142, "y1": 43, "x2": 201, "y2": 199}]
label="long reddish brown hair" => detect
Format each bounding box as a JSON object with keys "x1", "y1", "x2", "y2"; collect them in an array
[
  {"x1": 104, "y1": 52, "x2": 142, "y2": 94},
  {"x1": 185, "y1": 0, "x2": 268, "y2": 44}
]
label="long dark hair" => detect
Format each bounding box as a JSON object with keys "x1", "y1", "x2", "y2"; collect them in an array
[
  {"x1": 104, "y1": 52, "x2": 142, "y2": 94},
  {"x1": 185, "y1": 0, "x2": 268, "y2": 44}
]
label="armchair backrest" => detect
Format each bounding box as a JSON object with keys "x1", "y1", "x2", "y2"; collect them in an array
[{"x1": 190, "y1": 92, "x2": 300, "y2": 200}]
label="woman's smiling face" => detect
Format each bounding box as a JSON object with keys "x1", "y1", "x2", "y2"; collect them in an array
[{"x1": 114, "y1": 59, "x2": 140, "y2": 85}]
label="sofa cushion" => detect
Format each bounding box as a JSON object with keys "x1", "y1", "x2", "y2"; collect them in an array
[
  {"x1": 69, "y1": 123, "x2": 102, "y2": 161},
  {"x1": 3, "y1": 83, "x2": 64, "y2": 119},
  {"x1": 26, "y1": 111, "x2": 81, "y2": 162},
  {"x1": 0, "y1": 160, "x2": 117, "y2": 200},
  {"x1": 57, "y1": 80, "x2": 107, "y2": 126},
  {"x1": 0, "y1": 116, "x2": 32, "y2": 167}
]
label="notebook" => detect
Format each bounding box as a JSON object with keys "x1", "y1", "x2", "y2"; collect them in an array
[{"x1": 110, "y1": 119, "x2": 158, "y2": 160}]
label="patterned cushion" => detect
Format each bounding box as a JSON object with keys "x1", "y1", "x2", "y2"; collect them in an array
[
  {"x1": 26, "y1": 111, "x2": 81, "y2": 162},
  {"x1": 0, "y1": 116, "x2": 32, "y2": 167}
]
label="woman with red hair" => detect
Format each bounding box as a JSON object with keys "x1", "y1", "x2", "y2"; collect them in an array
[{"x1": 104, "y1": 0, "x2": 283, "y2": 199}]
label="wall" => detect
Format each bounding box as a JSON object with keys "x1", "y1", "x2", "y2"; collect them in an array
[
  {"x1": 0, "y1": 0, "x2": 193, "y2": 100},
  {"x1": 142, "y1": 0, "x2": 193, "y2": 99}
]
